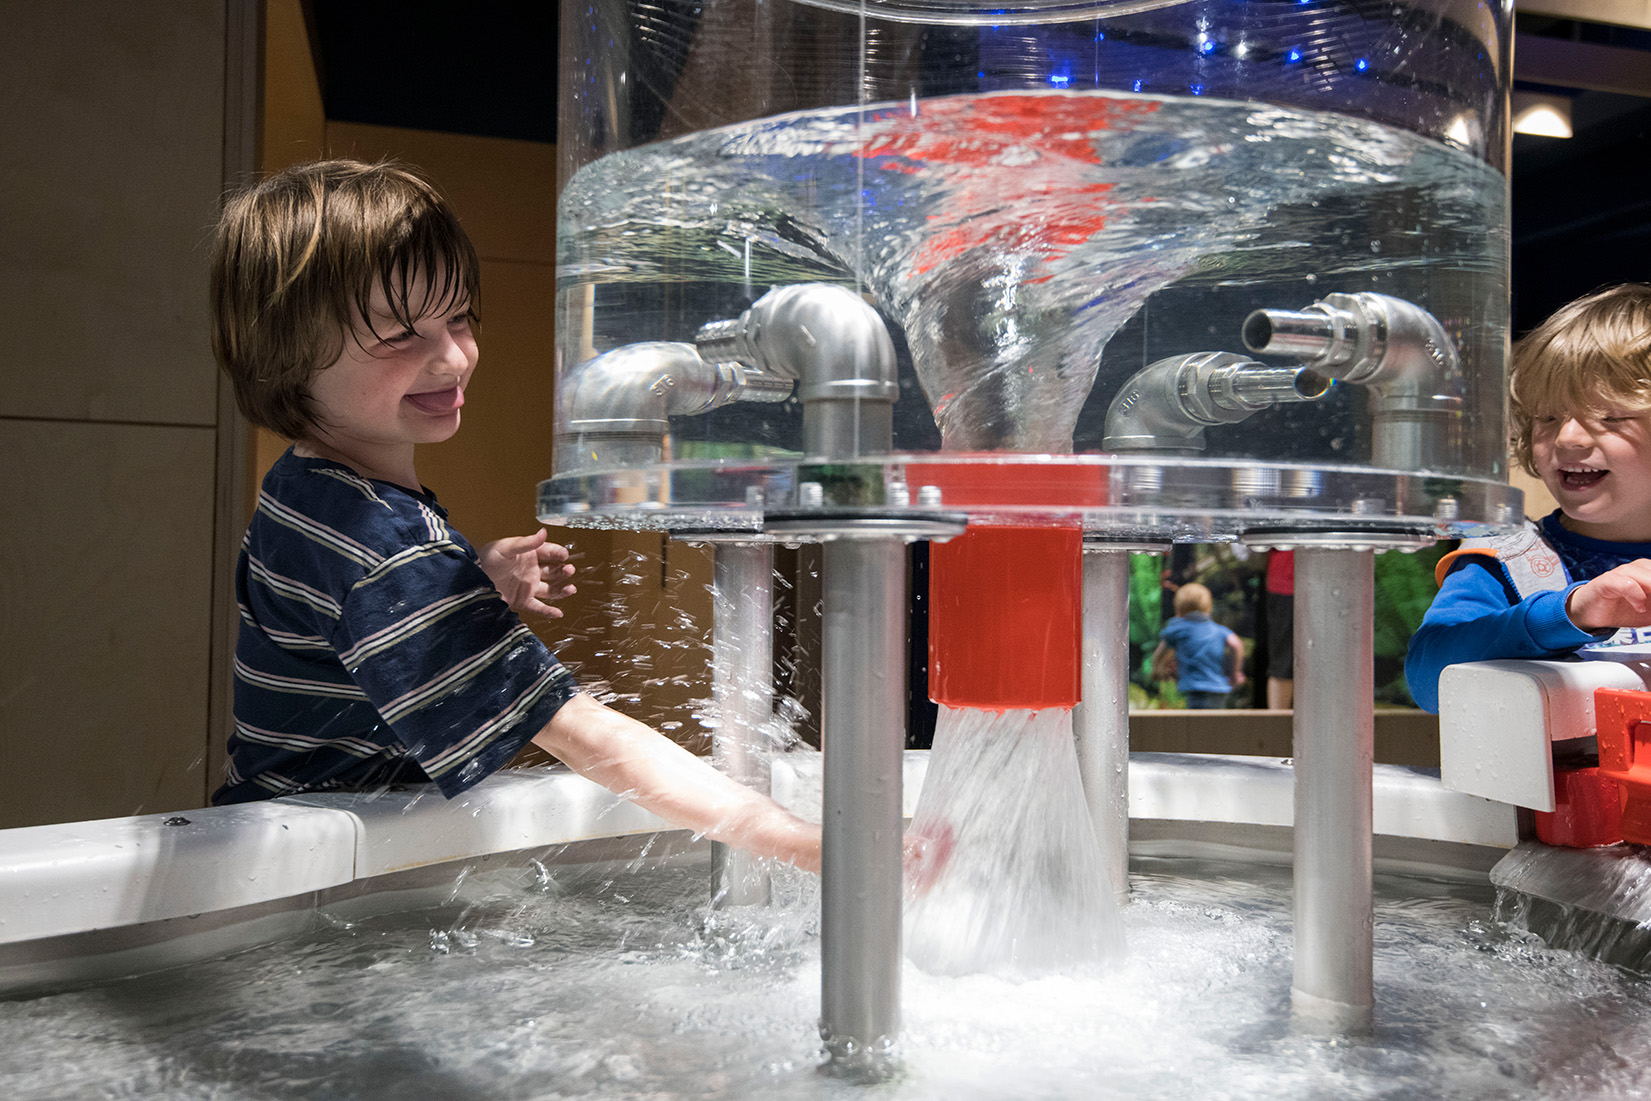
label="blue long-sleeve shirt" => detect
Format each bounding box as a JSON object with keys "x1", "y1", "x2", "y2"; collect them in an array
[{"x1": 1405, "y1": 511, "x2": 1648, "y2": 713}]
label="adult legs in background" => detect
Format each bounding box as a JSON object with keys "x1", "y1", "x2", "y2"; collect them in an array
[{"x1": 1265, "y1": 589, "x2": 1294, "y2": 710}]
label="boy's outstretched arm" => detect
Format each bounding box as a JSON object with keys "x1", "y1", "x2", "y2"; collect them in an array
[
  {"x1": 532, "y1": 693, "x2": 822, "y2": 872},
  {"x1": 1565, "y1": 559, "x2": 1651, "y2": 632},
  {"x1": 477, "y1": 528, "x2": 577, "y2": 618},
  {"x1": 1404, "y1": 560, "x2": 1606, "y2": 713}
]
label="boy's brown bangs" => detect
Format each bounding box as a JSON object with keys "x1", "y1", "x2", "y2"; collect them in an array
[
  {"x1": 364, "y1": 214, "x2": 482, "y2": 336},
  {"x1": 350, "y1": 206, "x2": 481, "y2": 344}
]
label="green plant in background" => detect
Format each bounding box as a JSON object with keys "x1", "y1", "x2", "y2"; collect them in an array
[
  {"x1": 1373, "y1": 543, "x2": 1448, "y2": 706},
  {"x1": 1128, "y1": 551, "x2": 1163, "y2": 653}
]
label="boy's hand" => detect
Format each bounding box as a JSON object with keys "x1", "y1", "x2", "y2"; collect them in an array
[
  {"x1": 477, "y1": 529, "x2": 577, "y2": 617},
  {"x1": 1566, "y1": 559, "x2": 1651, "y2": 632},
  {"x1": 904, "y1": 822, "x2": 955, "y2": 900}
]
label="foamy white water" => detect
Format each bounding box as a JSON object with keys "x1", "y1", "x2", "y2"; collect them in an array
[
  {"x1": 905, "y1": 705, "x2": 1124, "y2": 976},
  {"x1": 1, "y1": 853, "x2": 1649, "y2": 1098}
]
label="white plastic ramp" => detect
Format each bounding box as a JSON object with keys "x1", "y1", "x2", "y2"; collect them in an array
[
  {"x1": 1129, "y1": 752, "x2": 1518, "y2": 849},
  {"x1": 1438, "y1": 659, "x2": 1651, "y2": 811},
  {"x1": 0, "y1": 802, "x2": 357, "y2": 945}
]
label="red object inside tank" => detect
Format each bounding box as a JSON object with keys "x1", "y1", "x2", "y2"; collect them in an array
[{"x1": 928, "y1": 523, "x2": 1082, "y2": 709}]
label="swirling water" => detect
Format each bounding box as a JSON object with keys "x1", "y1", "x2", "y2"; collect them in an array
[{"x1": 560, "y1": 90, "x2": 1506, "y2": 458}]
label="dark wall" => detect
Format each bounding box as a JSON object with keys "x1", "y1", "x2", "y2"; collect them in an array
[{"x1": 1511, "y1": 89, "x2": 1651, "y2": 335}]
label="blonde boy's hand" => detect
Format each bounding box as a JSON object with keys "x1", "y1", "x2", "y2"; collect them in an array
[
  {"x1": 477, "y1": 529, "x2": 577, "y2": 617},
  {"x1": 1566, "y1": 558, "x2": 1651, "y2": 633}
]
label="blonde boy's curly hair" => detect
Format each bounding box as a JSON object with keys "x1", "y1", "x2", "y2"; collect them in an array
[
  {"x1": 210, "y1": 160, "x2": 480, "y2": 440},
  {"x1": 1510, "y1": 284, "x2": 1651, "y2": 477},
  {"x1": 1173, "y1": 582, "x2": 1214, "y2": 617}
]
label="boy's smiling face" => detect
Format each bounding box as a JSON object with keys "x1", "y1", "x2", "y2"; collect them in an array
[
  {"x1": 301, "y1": 268, "x2": 477, "y2": 487},
  {"x1": 1531, "y1": 407, "x2": 1651, "y2": 542}
]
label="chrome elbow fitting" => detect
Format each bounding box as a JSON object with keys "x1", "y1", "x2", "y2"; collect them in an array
[
  {"x1": 1242, "y1": 292, "x2": 1463, "y2": 470},
  {"x1": 1103, "y1": 351, "x2": 1330, "y2": 454},
  {"x1": 697, "y1": 283, "x2": 898, "y2": 457},
  {"x1": 555, "y1": 341, "x2": 792, "y2": 474}
]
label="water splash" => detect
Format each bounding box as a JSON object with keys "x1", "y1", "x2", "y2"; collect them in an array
[{"x1": 905, "y1": 705, "x2": 1124, "y2": 976}]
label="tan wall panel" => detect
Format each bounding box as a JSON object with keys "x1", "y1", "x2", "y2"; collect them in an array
[
  {"x1": 1510, "y1": 465, "x2": 1556, "y2": 521},
  {"x1": 325, "y1": 122, "x2": 556, "y2": 265},
  {"x1": 0, "y1": 421, "x2": 216, "y2": 827},
  {"x1": 245, "y1": 0, "x2": 329, "y2": 519},
  {"x1": 0, "y1": 2, "x2": 224, "y2": 426},
  {"x1": 262, "y1": 0, "x2": 326, "y2": 174},
  {"x1": 1129, "y1": 709, "x2": 1440, "y2": 768},
  {"x1": 545, "y1": 532, "x2": 714, "y2": 748}
]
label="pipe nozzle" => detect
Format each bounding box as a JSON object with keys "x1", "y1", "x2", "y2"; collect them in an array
[
  {"x1": 1241, "y1": 308, "x2": 1348, "y2": 363},
  {"x1": 1240, "y1": 292, "x2": 1464, "y2": 470},
  {"x1": 1103, "y1": 351, "x2": 1330, "y2": 453}
]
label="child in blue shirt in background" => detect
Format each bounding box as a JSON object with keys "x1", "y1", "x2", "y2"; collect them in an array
[
  {"x1": 1407, "y1": 284, "x2": 1651, "y2": 714},
  {"x1": 210, "y1": 159, "x2": 820, "y2": 872},
  {"x1": 1152, "y1": 582, "x2": 1246, "y2": 709}
]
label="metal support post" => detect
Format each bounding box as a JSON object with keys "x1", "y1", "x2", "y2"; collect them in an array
[
  {"x1": 1290, "y1": 546, "x2": 1375, "y2": 1032},
  {"x1": 819, "y1": 537, "x2": 908, "y2": 1080},
  {"x1": 710, "y1": 542, "x2": 775, "y2": 908},
  {"x1": 1075, "y1": 547, "x2": 1133, "y2": 904}
]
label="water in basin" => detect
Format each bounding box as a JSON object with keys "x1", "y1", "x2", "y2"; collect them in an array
[{"x1": 2, "y1": 851, "x2": 1648, "y2": 1099}]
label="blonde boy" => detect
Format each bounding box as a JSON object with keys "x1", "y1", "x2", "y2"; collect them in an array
[
  {"x1": 1151, "y1": 582, "x2": 1246, "y2": 709},
  {"x1": 211, "y1": 160, "x2": 819, "y2": 870},
  {"x1": 1407, "y1": 283, "x2": 1651, "y2": 713}
]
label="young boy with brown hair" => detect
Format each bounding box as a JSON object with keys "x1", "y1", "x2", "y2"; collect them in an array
[
  {"x1": 210, "y1": 159, "x2": 819, "y2": 870},
  {"x1": 1406, "y1": 283, "x2": 1651, "y2": 714}
]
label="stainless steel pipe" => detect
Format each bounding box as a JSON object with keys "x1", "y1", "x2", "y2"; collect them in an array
[
  {"x1": 710, "y1": 542, "x2": 776, "y2": 908},
  {"x1": 819, "y1": 537, "x2": 908, "y2": 1080},
  {"x1": 1242, "y1": 293, "x2": 1463, "y2": 472},
  {"x1": 1102, "y1": 351, "x2": 1329, "y2": 453},
  {"x1": 1290, "y1": 547, "x2": 1375, "y2": 1033},
  {"x1": 694, "y1": 283, "x2": 899, "y2": 460},
  {"x1": 1075, "y1": 547, "x2": 1132, "y2": 905}
]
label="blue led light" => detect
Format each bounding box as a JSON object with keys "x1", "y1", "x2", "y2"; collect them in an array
[
  {"x1": 1199, "y1": 40, "x2": 1217, "y2": 55},
  {"x1": 1190, "y1": 83, "x2": 1205, "y2": 95},
  {"x1": 1050, "y1": 72, "x2": 1071, "y2": 87},
  {"x1": 1356, "y1": 58, "x2": 1369, "y2": 71},
  {"x1": 1095, "y1": 32, "x2": 1106, "y2": 42},
  {"x1": 1132, "y1": 79, "x2": 1144, "y2": 92},
  {"x1": 1286, "y1": 48, "x2": 1303, "y2": 63}
]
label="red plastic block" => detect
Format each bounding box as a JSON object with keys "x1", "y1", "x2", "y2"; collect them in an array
[
  {"x1": 903, "y1": 457, "x2": 1105, "y2": 510},
  {"x1": 1533, "y1": 766, "x2": 1623, "y2": 848},
  {"x1": 929, "y1": 524, "x2": 1081, "y2": 709},
  {"x1": 1592, "y1": 688, "x2": 1651, "y2": 845}
]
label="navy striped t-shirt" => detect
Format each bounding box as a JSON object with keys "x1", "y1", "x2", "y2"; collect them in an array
[{"x1": 213, "y1": 449, "x2": 579, "y2": 804}]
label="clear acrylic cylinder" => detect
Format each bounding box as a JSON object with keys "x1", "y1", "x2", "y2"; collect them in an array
[{"x1": 548, "y1": 0, "x2": 1517, "y2": 541}]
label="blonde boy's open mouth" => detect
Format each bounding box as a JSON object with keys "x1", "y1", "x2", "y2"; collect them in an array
[{"x1": 1559, "y1": 465, "x2": 1607, "y2": 490}]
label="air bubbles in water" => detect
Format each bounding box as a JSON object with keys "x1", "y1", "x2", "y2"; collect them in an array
[{"x1": 905, "y1": 705, "x2": 1125, "y2": 976}]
